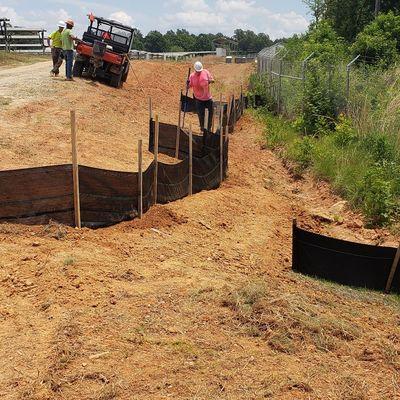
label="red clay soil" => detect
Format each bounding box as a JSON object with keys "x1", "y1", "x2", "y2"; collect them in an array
[{"x1": 0, "y1": 58, "x2": 399, "y2": 400}]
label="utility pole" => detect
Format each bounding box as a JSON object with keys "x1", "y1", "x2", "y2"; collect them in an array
[{"x1": 375, "y1": 0, "x2": 381, "y2": 17}]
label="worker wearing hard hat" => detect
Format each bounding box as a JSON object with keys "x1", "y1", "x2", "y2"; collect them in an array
[
  {"x1": 61, "y1": 19, "x2": 77, "y2": 81},
  {"x1": 48, "y1": 21, "x2": 65, "y2": 77},
  {"x1": 187, "y1": 61, "x2": 215, "y2": 132}
]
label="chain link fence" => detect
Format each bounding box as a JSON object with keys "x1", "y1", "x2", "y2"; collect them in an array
[{"x1": 255, "y1": 45, "x2": 364, "y2": 121}]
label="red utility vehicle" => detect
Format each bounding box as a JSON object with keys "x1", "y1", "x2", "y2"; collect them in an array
[{"x1": 73, "y1": 15, "x2": 135, "y2": 88}]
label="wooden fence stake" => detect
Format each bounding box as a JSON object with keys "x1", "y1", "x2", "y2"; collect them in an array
[
  {"x1": 70, "y1": 110, "x2": 81, "y2": 229},
  {"x1": 219, "y1": 95, "x2": 224, "y2": 183},
  {"x1": 138, "y1": 139, "x2": 143, "y2": 219},
  {"x1": 211, "y1": 104, "x2": 215, "y2": 133},
  {"x1": 240, "y1": 85, "x2": 243, "y2": 115},
  {"x1": 226, "y1": 94, "x2": 232, "y2": 139},
  {"x1": 189, "y1": 124, "x2": 193, "y2": 196},
  {"x1": 153, "y1": 114, "x2": 159, "y2": 204},
  {"x1": 204, "y1": 108, "x2": 209, "y2": 132},
  {"x1": 385, "y1": 244, "x2": 400, "y2": 293},
  {"x1": 233, "y1": 94, "x2": 236, "y2": 130},
  {"x1": 175, "y1": 94, "x2": 182, "y2": 158},
  {"x1": 149, "y1": 97, "x2": 153, "y2": 120}
]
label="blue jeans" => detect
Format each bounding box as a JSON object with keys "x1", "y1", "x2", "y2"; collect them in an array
[{"x1": 64, "y1": 50, "x2": 74, "y2": 79}]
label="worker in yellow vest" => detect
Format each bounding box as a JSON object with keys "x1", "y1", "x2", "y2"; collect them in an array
[{"x1": 48, "y1": 21, "x2": 65, "y2": 77}]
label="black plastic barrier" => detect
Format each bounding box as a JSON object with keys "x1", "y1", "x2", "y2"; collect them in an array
[
  {"x1": 292, "y1": 224, "x2": 400, "y2": 293},
  {"x1": 0, "y1": 92, "x2": 246, "y2": 228},
  {"x1": 149, "y1": 119, "x2": 228, "y2": 204}
]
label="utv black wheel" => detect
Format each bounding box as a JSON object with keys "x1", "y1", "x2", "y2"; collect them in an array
[
  {"x1": 72, "y1": 61, "x2": 84, "y2": 77},
  {"x1": 110, "y1": 72, "x2": 123, "y2": 88},
  {"x1": 122, "y1": 63, "x2": 130, "y2": 82}
]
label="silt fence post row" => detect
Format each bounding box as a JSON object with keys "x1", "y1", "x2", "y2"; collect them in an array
[
  {"x1": 175, "y1": 92, "x2": 182, "y2": 159},
  {"x1": 346, "y1": 55, "x2": 360, "y2": 115},
  {"x1": 138, "y1": 139, "x2": 143, "y2": 219},
  {"x1": 153, "y1": 114, "x2": 159, "y2": 205},
  {"x1": 189, "y1": 124, "x2": 193, "y2": 196},
  {"x1": 385, "y1": 244, "x2": 400, "y2": 294},
  {"x1": 70, "y1": 110, "x2": 81, "y2": 229}
]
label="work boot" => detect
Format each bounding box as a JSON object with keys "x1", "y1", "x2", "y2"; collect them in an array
[{"x1": 65, "y1": 77, "x2": 75, "y2": 81}]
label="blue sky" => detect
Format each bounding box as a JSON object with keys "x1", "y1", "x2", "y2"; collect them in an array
[{"x1": 0, "y1": 0, "x2": 310, "y2": 39}]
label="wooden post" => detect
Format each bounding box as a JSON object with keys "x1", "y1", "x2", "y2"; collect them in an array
[
  {"x1": 385, "y1": 245, "x2": 400, "y2": 293},
  {"x1": 175, "y1": 94, "x2": 182, "y2": 159},
  {"x1": 189, "y1": 124, "x2": 193, "y2": 196},
  {"x1": 70, "y1": 110, "x2": 81, "y2": 229},
  {"x1": 153, "y1": 115, "x2": 159, "y2": 204},
  {"x1": 226, "y1": 94, "x2": 232, "y2": 138},
  {"x1": 292, "y1": 219, "x2": 297, "y2": 269},
  {"x1": 138, "y1": 139, "x2": 143, "y2": 219},
  {"x1": 149, "y1": 97, "x2": 153, "y2": 120},
  {"x1": 240, "y1": 85, "x2": 244, "y2": 116},
  {"x1": 219, "y1": 94, "x2": 223, "y2": 132},
  {"x1": 233, "y1": 94, "x2": 236, "y2": 130},
  {"x1": 211, "y1": 103, "x2": 215, "y2": 133},
  {"x1": 204, "y1": 108, "x2": 209, "y2": 132},
  {"x1": 219, "y1": 95, "x2": 224, "y2": 183}
]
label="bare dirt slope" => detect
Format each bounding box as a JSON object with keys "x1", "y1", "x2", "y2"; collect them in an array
[
  {"x1": 0, "y1": 59, "x2": 399, "y2": 400},
  {"x1": 0, "y1": 57, "x2": 250, "y2": 171}
]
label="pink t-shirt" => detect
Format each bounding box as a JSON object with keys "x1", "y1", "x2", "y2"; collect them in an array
[{"x1": 189, "y1": 70, "x2": 213, "y2": 101}]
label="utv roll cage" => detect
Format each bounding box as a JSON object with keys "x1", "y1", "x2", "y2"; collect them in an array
[{"x1": 82, "y1": 16, "x2": 135, "y2": 54}]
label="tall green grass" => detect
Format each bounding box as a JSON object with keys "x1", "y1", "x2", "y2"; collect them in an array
[{"x1": 255, "y1": 108, "x2": 400, "y2": 227}]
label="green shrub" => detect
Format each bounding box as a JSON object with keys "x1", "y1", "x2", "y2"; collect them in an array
[
  {"x1": 352, "y1": 12, "x2": 400, "y2": 69},
  {"x1": 333, "y1": 115, "x2": 358, "y2": 147},
  {"x1": 287, "y1": 136, "x2": 315, "y2": 171},
  {"x1": 358, "y1": 163, "x2": 397, "y2": 226},
  {"x1": 361, "y1": 133, "x2": 396, "y2": 163}
]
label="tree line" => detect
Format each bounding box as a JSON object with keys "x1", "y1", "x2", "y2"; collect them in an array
[
  {"x1": 304, "y1": 0, "x2": 400, "y2": 42},
  {"x1": 131, "y1": 28, "x2": 273, "y2": 53}
]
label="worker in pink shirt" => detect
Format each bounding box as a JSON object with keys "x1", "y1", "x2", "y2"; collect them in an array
[{"x1": 187, "y1": 61, "x2": 215, "y2": 132}]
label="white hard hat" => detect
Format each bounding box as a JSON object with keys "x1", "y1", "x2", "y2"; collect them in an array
[
  {"x1": 194, "y1": 61, "x2": 203, "y2": 72},
  {"x1": 58, "y1": 21, "x2": 65, "y2": 28}
]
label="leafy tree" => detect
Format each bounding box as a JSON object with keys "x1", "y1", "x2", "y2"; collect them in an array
[
  {"x1": 144, "y1": 30, "x2": 167, "y2": 52},
  {"x1": 303, "y1": 0, "x2": 400, "y2": 42},
  {"x1": 194, "y1": 33, "x2": 215, "y2": 51},
  {"x1": 303, "y1": 20, "x2": 347, "y2": 63},
  {"x1": 303, "y1": 0, "x2": 327, "y2": 23},
  {"x1": 234, "y1": 29, "x2": 272, "y2": 53},
  {"x1": 131, "y1": 29, "x2": 144, "y2": 50},
  {"x1": 352, "y1": 11, "x2": 400, "y2": 67}
]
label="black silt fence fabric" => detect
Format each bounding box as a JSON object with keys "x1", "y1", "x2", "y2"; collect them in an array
[
  {"x1": 157, "y1": 159, "x2": 189, "y2": 204},
  {"x1": 149, "y1": 120, "x2": 205, "y2": 159},
  {"x1": 0, "y1": 164, "x2": 74, "y2": 225},
  {"x1": 292, "y1": 225, "x2": 400, "y2": 293},
  {"x1": 180, "y1": 93, "x2": 197, "y2": 113},
  {"x1": 79, "y1": 166, "x2": 139, "y2": 228},
  {"x1": 149, "y1": 119, "x2": 229, "y2": 202}
]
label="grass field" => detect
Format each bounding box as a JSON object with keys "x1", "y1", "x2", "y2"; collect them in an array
[{"x1": 0, "y1": 51, "x2": 50, "y2": 68}]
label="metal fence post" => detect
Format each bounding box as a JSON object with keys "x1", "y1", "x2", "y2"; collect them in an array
[
  {"x1": 277, "y1": 59, "x2": 283, "y2": 114},
  {"x1": 346, "y1": 55, "x2": 360, "y2": 115},
  {"x1": 301, "y1": 53, "x2": 314, "y2": 114}
]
